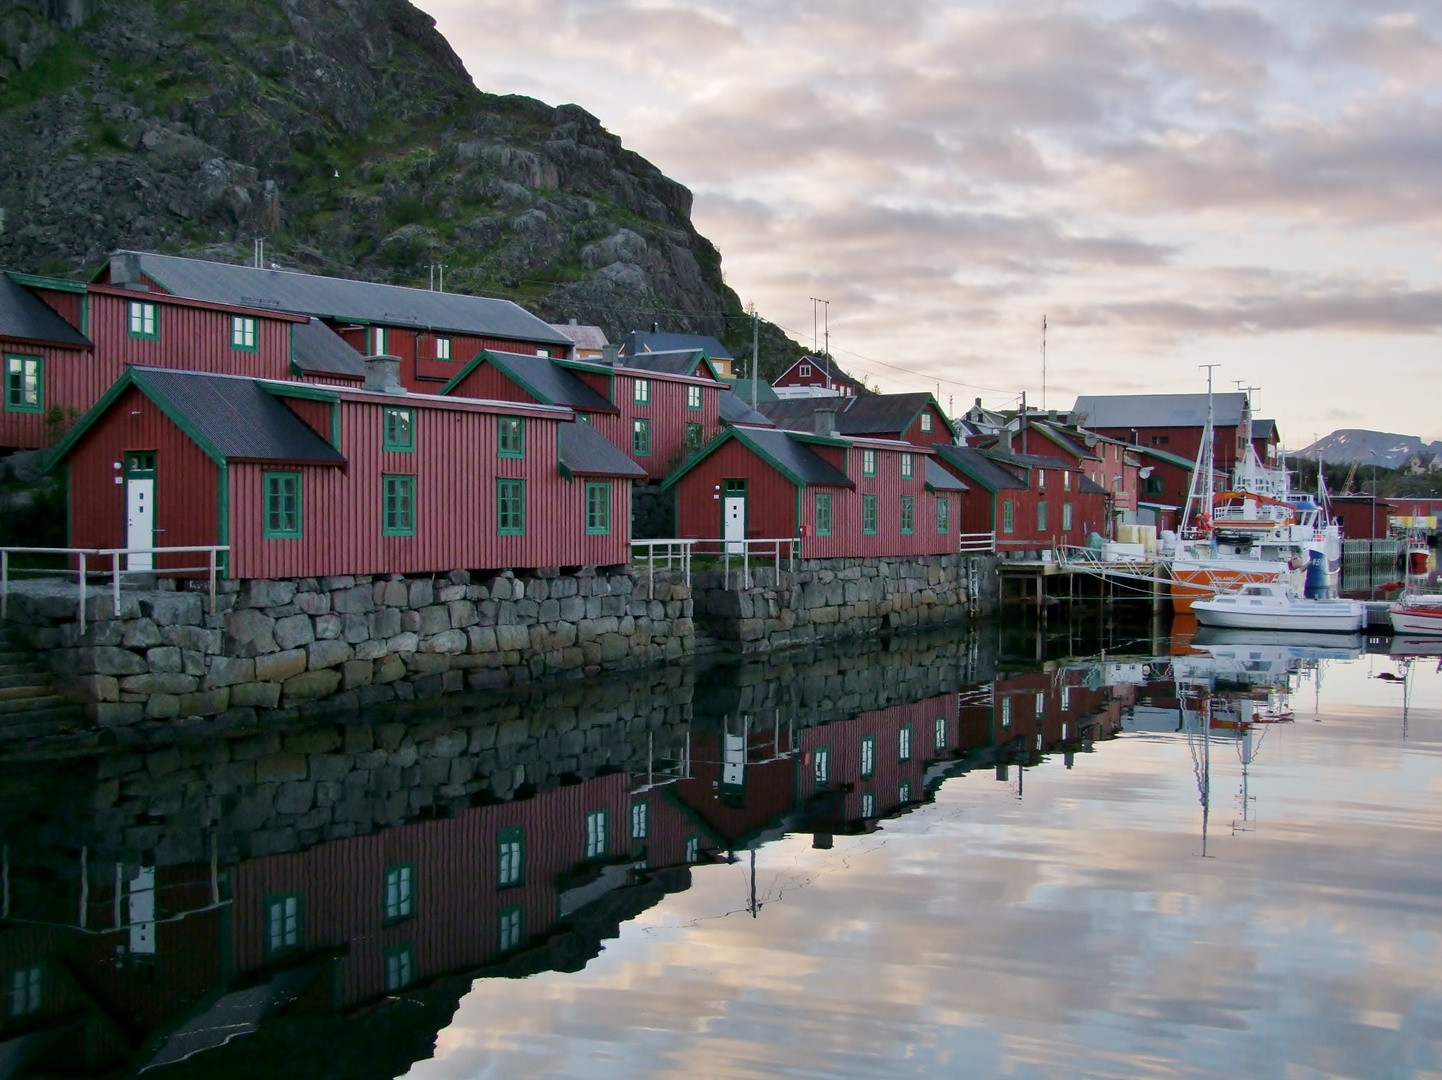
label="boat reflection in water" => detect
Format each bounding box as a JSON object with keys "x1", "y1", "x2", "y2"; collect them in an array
[{"x1": 0, "y1": 623, "x2": 1165, "y2": 1079}]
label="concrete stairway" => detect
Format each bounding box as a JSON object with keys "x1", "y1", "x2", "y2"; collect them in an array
[{"x1": 0, "y1": 626, "x2": 85, "y2": 738}]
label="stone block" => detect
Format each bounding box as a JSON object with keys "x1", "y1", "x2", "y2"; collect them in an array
[
  {"x1": 296, "y1": 590, "x2": 331, "y2": 616},
  {"x1": 372, "y1": 607, "x2": 402, "y2": 640},
  {"x1": 285, "y1": 727, "x2": 342, "y2": 755},
  {"x1": 415, "y1": 605, "x2": 449, "y2": 635},
  {"x1": 495, "y1": 624, "x2": 530, "y2": 651},
  {"x1": 75, "y1": 673, "x2": 120, "y2": 702},
  {"x1": 224, "y1": 609, "x2": 277, "y2": 657},
  {"x1": 307, "y1": 639, "x2": 353, "y2": 671},
  {"x1": 342, "y1": 659, "x2": 374, "y2": 689},
  {"x1": 254, "y1": 648, "x2": 307, "y2": 683},
  {"x1": 91, "y1": 701, "x2": 144, "y2": 727},
  {"x1": 538, "y1": 598, "x2": 560, "y2": 623},
  {"x1": 515, "y1": 598, "x2": 540, "y2": 622},
  {"x1": 467, "y1": 625, "x2": 498, "y2": 653},
  {"x1": 121, "y1": 618, "x2": 162, "y2": 649},
  {"x1": 119, "y1": 672, "x2": 199, "y2": 695},
  {"x1": 231, "y1": 682, "x2": 281, "y2": 709},
  {"x1": 282, "y1": 668, "x2": 343, "y2": 705},
  {"x1": 321, "y1": 575, "x2": 355, "y2": 591},
  {"x1": 405, "y1": 653, "x2": 451, "y2": 677},
  {"x1": 274, "y1": 613, "x2": 315, "y2": 650},
  {"x1": 146, "y1": 646, "x2": 183, "y2": 674},
  {"x1": 598, "y1": 634, "x2": 629, "y2": 662},
  {"x1": 559, "y1": 595, "x2": 585, "y2": 622},
  {"x1": 386, "y1": 631, "x2": 419, "y2": 654},
  {"x1": 374, "y1": 654, "x2": 406, "y2": 684},
  {"x1": 77, "y1": 646, "x2": 147, "y2": 676},
  {"x1": 340, "y1": 613, "x2": 368, "y2": 644},
  {"x1": 354, "y1": 639, "x2": 387, "y2": 661},
  {"x1": 205, "y1": 656, "x2": 255, "y2": 689},
  {"x1": 144, "y1": 593, "x2": 204, "y2": 627},
  {"x1": 331, "y1": 584, "x2": 374, "y2": 614},
  {"x1": 143, "y1": 694, "x2": 181, "y2": 721},
  {"x1": 314, "y1": 613, "x2": 343, "y2": 640},
  {"x1": 343, "y1": 723, "x2": 374, "y2": 754},
  {"x1": 275, "y1": 780, "x2": 315, "y2": 815},
  {"x1": 177, "y1": 688, "x2": 230, "y2": 717},
  {"x1": 376, "y1": 579, "x2": 407, "y2": 607},
  {"x1": 407, "y1": 578, "x2": 434, "y2": 608},
  {"x1": 422, "y1": 629, "x2": 467, "y2": 655},
  {"x1": 166, "y1": 624, "x2": 223, "y2": 654},
  {"x1": 437, "y1": 584, "x2": 467, "y2": 602},
  {"x1": 447, "y1": 600, "x2": 478, "y2": 629},
  {"x1": 421, "y1": 731, "x2": 467, "y2": 758}
]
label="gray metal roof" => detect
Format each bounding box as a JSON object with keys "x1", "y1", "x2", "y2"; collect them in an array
[
  {"x1": 983, "y1": 449, "x2": 1075, "y2": 471},
  {"x1": 116, "y1": 251, "x2": 572, "y2": 347},
  {"x1": 934, "y1": 445, "x2": 1027, "y2": 491},
  {"x1": 292, "y1": 317, "x2": 365, "y2": 378},
  {"x1": 1079, "y1": 476, "x2": 1108, "y2": 494},
  {"x1": 621, "y1": 349, "x2": 709, "y2": 377},
  {"x1": 727, "y1": 378, "x2": 779, "y2": 403},
  {"x1": 483, "y1": 350, "x2": 616, "y2": 412},
  {"x1": 925, "y1": 457, "x2": 968, "y2": 492},
  {"x1": 132, "y1": 369, "x2": 345, "y2": 464},
  {"x1": 736, "y1": 426, "x2": 852, "y2": 487},
  {"x1": 1253, "y1": 418, "x2": 1277, "y2": 439},
  {"x1": 548, "y1": 322, "x2": 608, "y2": 350},
  {"x1": 0, "y1": 275, "x2": 91, "y2": 348},
  {"x1": 622, "y1": 329, "x2": 733, "y2": 360},
  {"x1": 1071, "y1": 392, "x2": 1248, "y2": 429},
  {"x1": 760, "y1": 393, "x2": 947, "y2": 438},
  {"x1": 559, "y1": 419, "x2": 646, "y2": 479},
  {"x1": 718, "y1": 389, "x2": 773, "y2": 427}
]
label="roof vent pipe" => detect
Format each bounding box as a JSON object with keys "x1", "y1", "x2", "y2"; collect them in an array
[
  {"x1": 601, "y1": 343, "x2": 620, "y2": 366},
  {"x1": 815, "y1": 407, "x2": 837, "y2": 436},
  {"x1": 364, "y1": 354, "x2": 406, "y2": 395}
]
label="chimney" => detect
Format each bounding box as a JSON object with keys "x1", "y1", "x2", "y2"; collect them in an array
[
  {"x1": 651, "y1": 320, "x2": 660, "y2": 333},
  {"x1": 111, "y1": 252, "x2": 148, "y2": 291},
  {"x1": 814, "y1": 406, "x2": 837, "y2": 436},
  {"x1": 364, "y1": 354, "x2": 405, "y2": 395},
  {"x1": 601, "y1": 343, "x2": 620, "y2": 366}
]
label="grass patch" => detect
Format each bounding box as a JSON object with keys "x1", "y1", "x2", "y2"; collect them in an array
[{"x1": 0, "y1": 35, "x2": 93, "y2": 111}]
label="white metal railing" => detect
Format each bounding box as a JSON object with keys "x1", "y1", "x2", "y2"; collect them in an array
[
  {"x1": 633, "y1": 538, "x2": 800, "y2": 592},
  {"x1": 958, "y1": 531, "x2": 996, "y2": 553},
  {"x1": 1, "y1": 546, "x2": 229, "y2": 632},
  {"x1": 630, "y1": 539, "x2": 696, "y2": 598}
]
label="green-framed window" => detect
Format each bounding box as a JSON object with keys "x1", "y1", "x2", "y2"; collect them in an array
[
  {"x1": 632, "y1": 418, "x2": 651, "y2": 456},
  {"x1": 899, "y1": 780, "x2": 912, "y2": 803},
  {"x1": 384, "y1": 944, "x2": 414, "y2": 991},
  {"x1": 498, "y1": 416, "x2": 524, "y2": 458},
  {"x1": 585, "y1": 810, "x2": 608, "y2": 859},
  {"x1": 632, "y1": 801, "x2": 649, "y2": 840},
  {"x1": 860, "y1": 735, "x2": 875, "y2": 778},
  {"x1": 935, "y1": 716, "x2": 947, "y2": 749},
  {"x1": 370, "y1": 325, "x2": 387, "y2": 354},
  {"x1": 383, "y1": 407, "x2": 414, "y2": 452},
  {"x1": 1037, "y1": 501, "x2": 1048, "y2": 531},
  {"x1": 861, "y1": 792, "x2": 874, "y2": 819},
  {"x1": 920, "y1": 411, "x2": 933, "y2": 433},
  {"x1": 497, "y1": 478, "x2": 525, "y2": 535},
  {"x1": 1038, "y1": 469, "x2": 1046, "y2": 491},
  {"x1": 686, "y1": 384, "x2": 702, "y2": 409},
  {"x1": 4, "y1": 355, "x2": 42, "y2": 414},
  {"x1": 265, "y1": 893, "x2": 302, "y2": 955},
  {"x1": 128, "y1": 300, "x2": 158, "y2": 339},
  {"x1": 8, "y1": 965, "x2": 42, "y2": 1018},
  {"x1": 814, "y1": 745, "x2": 830, "y2": 785},
  {"x1": 1001, "y1": 696, "x2": 1012, "y2": 726},
  {"x1": 901, "y1": 453, "x2": 914, "y2": 480},
  {"x1": 263, "y1": 472, "x2": 302, "y2": 539},
  {"x1": 899, "y1": 724, "x2": 912, "y2": 761},
  {"x1": 585, "y1": 482, "x2": 610, "y2": 534},
  {"x1": 900, "y1": 496, "x2": 914, "y2": 534},
  {"x1": 685, "y1": 836, "x2": 700, "y2": 863},
  {"x1": 498, "y1": 826, "x2": 524, "y2": 887},
  {"x1": 435, "y1": 336, "x2": 451, "y2": 361},
  {"x1": 1002, "y1": 499, "x2": 1015, "y2": 533},
  {"x1": 633, "y1": 378, "x2": 650, "y2": 404},
  {"x1": 384, "y1": 864, "x2": 414, "y2": 923},
  {"x1": 685, "y1": 421, "x2": 704, "y2": 450},
  {"x1": 498, "y1": 906, "x2": 523, "y2": 952},
  {"x1": 862, "y1": 448, "x2": 876, "y2": 477},
  {"x1": 862, "y1": 494, "x2": 878, "y2": 535},
  {"x1": 937, "y1": 496, "x2": 950, "y2": 534},
  {"x1": 383, "y1": 474, "x2": 416, "y2": 536},
  {"x1": 1144, "y1": 475, "x2": 1164, "y2": 495},
  {"x1": 231, "y1": 315, "x2": 257, "y2": 351},
  {"x1": 1063, "y1": 502, "x2": 1074, "y2": 530},
  {"x1": 815, "y1": 492, "x2": 832, "y2": 536}
]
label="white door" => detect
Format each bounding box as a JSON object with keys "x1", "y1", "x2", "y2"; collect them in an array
[
  {"x1": 724, "y1": 495, "x2": 746, "y2": 553},
  {"x1": 127, "y1": 478, "x2": 154, "y2": 570},
  {"x1": 128, "y1": 865, "x2": 156, "y2": 955}
]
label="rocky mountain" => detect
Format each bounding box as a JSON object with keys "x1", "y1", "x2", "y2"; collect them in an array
[
  {"x1": 1297, "y1": 429, "x2": 1442, "y2": 469},
  {"x1": 0, "y1": 0, "x2": 803, "y2": 371}
]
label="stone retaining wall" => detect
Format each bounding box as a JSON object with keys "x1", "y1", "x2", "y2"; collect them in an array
[
  {"x1": 3, "y1": 567, "x2": 693, "y2": 727},
  {"x1": 692, "y1": 554, "x2": 970, "y2": 653}
]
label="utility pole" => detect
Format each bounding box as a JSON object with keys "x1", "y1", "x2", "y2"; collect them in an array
[
  {"x1": 1200, "y1": 364, "x2": 1221, "y2": 535},
  {"x1": 751, "y1": 305, "x2": 759, "y2": 410},
  {"x1": 1041, "y1": 315, "x2": 1047, "y2": 412},
  {"x1": 809, "y1": 297, "x2": 830, "y2": 387}
]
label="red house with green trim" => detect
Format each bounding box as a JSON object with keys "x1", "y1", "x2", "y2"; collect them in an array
[
  {"x1": 933, "y1": 444, "x2": 1105, "y2": 553},
  {"x1": 758, "y1": 392, "x2": 955, "y2": 447}
]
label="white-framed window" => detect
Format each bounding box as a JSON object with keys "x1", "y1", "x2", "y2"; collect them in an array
[
  {"x1": 1062, "y1": 686, "x2": 1071, "y2": 712},
  {"x1": 901, "y1": 453, "x2": 914, "y2": 480},
  {"x1": 8, "y1": 966, "x2": 42, "y2": 1018},
  {"x1": 1064, "y1": 471, "x2": 1071, "y2": 491},
  {"x1": 633, "y1": 378, "x2": 650, "y2": 404},
  {"x1": 1035, "y1": 691, "x2": 1046, "y2": 716},
  {"x1": 860, "y1": 735, "x2": 875, "y2": 778},
  {"x1": 231, "y1": 315, "x2": 257, "y2": 349},
  {"x1": 814, "y1": 746, "x2": 830, "y2": 785},
  {"x1": 498, "y1": 827, "x2": 523, "y2": 887},
  {"x1": 371, "y1": 325, "x2": 386, "y2": 354},
  {"x1": 899, "y1": 780, "x2": 911, "y2": 803},
  {"x1": 384, "y1": 945, "x2": 414, "y2": 991},
  {"x1": 1038, "y1": 469, "x2": 1046, "y2": 490},
  {"x1": 266, "y1": 894, "x2": 301, "y2": 954},
  {"x1": 499, "y1": 907, "x2": 522, "y2": 951},
  {"x1": 685, "y1": 837, "x2": 700, "y2": 863},
  {"x1": 128, "y1": 300, "x2": 157, "y2": 338},
  {"x1": 537, "y1": 348, "x2": 550, "y2": 359},
  {"x1": 1001, "y1": 697, "x2": 1012, "y2": 726},
  {"x1": 861, "y1": 793, "x2": 874, "y2": 818},
  {"x1": 435, "y1": 336, "x2": 451, "y2": 361},
  {"x1": 799, "y1": 363, "x2": 812, "y2": 377},
  {"x1": 920, "y1": 412, "x2": 932, "y2": 432},
  {"x1": 899, "y1": 725, "x2": 912, "y2": 761},
  {"x1": 1062, "y1": 722, "x2": 1069, "y2": 740},
  {"x1": 585, "y1": 810, "x2": 608, "y2": 859},
  {"x1": 935, "y1": 716, "x2": 946, "y2": 749},
  {"x1": 632, "y1": 801, "x2": 648, "y2": 840},
  {"x1": 384, "y1": 865, "x2": 414, "y2": 921},
  {"x1": 1063, "y1": 502, "x2": 1073, "y2": 530}
]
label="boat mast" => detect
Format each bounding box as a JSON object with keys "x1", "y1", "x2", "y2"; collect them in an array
[{"x1": 1200, "y1": 365, "x2": 1219, "y2": 539}]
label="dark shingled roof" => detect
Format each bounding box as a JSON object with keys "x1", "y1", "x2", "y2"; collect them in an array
[
  {"x1": 132, "y1": 369, "x2": 344, "y2": 464},
  {"x1": 925, "y1": 457, "x2": 968, "y2": 492},
  {"x1": 622, "y1": 329, "x2": 733, "y2": 360},
  {"x1": 292, "y1": 317, "x2": 365, "y2": 379},
  {"x1": 982, "y1": 449, "x2": 1075, "y2": 471},
  {"x1": 934, "y1": 445, "x2": 1026, "y2": 491},
  {"x1": 114, "y1": 251, "x2": 572, "y2": 347},
  {"x1": 0, "y1": 275, "x2": 91, "y2": 348},
  {"x1": 759, "y1": 393, "x2": 947, "y2": 438},
  {"x1": 1079, "y1": 476, "x2": 1107, "y2": 494},
  {"x1": 474, "y1": 350, "x2": 616, "y2": 412},
  {"x1": 559, "y1": 420, "x2": 646, "y2": 479},
  {"x1": 621, "y1": 349, "x2": 711, "y2": 377},
  {"x1": 718, "y1": 390, "x2": 773, "y2": 427},
  {"x1": 736, "y1": 426, "x2": 852, "y2": 488}
]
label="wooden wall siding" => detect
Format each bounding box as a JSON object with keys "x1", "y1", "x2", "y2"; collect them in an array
[
  {"x1": 674, "y1": 437, "x2": 798, "y2": 542},
  {"x1": 803, "y1": 445, "x2": 952, "y2": 559},
  {"x1": 282, "y1": 397, "x2": 334, "y2": 443},
  {"x1": 902, "y1": 405, "x2": 955, "y2": 447},
  {"x1": 642, "y1": 791, "x2": 714, "y2": 867},
  {"x1": 445, "y1": 361, "x2": 549, "y2": 405},
  {"x1": 229, "y1": 399, "x2": 632, "y2": 579},
  {"x1": 67, "y1": 386, "x2": 221, "y2": 568},
  {"x1": 230, "y1": 774, "x2": 631, "y2": 1007},
  {"x1": 585, "y1": 372, "x2": 722, "y2": 481},
  {"x1": 0, "y1": 341, "x2": 92, "y2": 449},
  {"x1": 89, "y1": 294, "x2": 293, "y2": 378},
  {"x1": 672, "y1": 731, "x2": 800, "y2": 845},
  {"x1": 31, "y1": 287, "x2": 84, "y2": 331}
]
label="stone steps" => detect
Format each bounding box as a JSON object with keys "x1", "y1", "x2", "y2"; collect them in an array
[{"x1": 0, "y1": 629, "x2": 86, "y2": 733}]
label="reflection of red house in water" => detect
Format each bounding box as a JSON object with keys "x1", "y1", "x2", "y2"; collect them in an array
[{"x1": 958, "y1": 670, "x2": 1121, "y2": 774}]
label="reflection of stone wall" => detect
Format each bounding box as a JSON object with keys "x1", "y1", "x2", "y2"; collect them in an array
[
  {"x1": 693, "y1": 555, "x2": 969, "y2": 652},
  {"x1": 5, "y1": 567, "x2": 693, "y2": 726}
]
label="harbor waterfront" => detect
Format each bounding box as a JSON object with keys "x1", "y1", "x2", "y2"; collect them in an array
[{"x1": 0, "y1": 616, "x2": 1435, "y2": 1078}]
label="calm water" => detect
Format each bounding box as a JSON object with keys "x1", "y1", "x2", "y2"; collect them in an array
[{"x1": 2, "y1": 620, "x2": 1440, "y2": 1079}]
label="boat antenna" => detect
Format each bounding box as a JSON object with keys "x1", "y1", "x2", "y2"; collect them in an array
[{"x1": 1200, "y1": 365, "x2": 1220, "y2": 540}]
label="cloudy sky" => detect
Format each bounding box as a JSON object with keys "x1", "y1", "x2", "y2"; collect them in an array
[{"x1": 418, "y1": 1, "x2": 1442, "y2": 443}]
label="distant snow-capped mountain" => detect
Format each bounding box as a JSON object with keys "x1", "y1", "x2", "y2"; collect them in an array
[{"x1": 1296, "y1": 429, "x2": 1442, "y2": 468}]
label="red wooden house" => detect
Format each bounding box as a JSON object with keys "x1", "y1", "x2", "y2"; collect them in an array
[
  {"x1": 439, "y1": 346, "x2": 728, "y2": 481},
  {"x1": 772, "y1": 354, "x2": 861, "y2": 397},
  {"x1": 933, "y1": 444, "x2": 1105, "y2": 552},
  {"x1": 759, "y1": 392, "x2": 954, "y2": 447},
  {"x1": 1072, "y1": 392, "x2": 1280, "y2": 476},
  {"x1": 664, "y1": 424, "x2": 964, "y2": 558},
  {"x1": 0, "y1": 273, "x2": 94, "y2": 450},
  {"x1": 622, "y1": 328, "x2": 736, "y2": 379},
  {"x1": 48, "y1": 363, "x2": 644, "y2": 579},
  {"x1": 1328, "y1": 495, "x2": 1398, "y2": 540}
]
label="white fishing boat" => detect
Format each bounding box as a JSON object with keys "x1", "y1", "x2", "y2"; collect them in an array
[
  {"x1": 1192, "y1": 583, "x2": 1365, "y2": 632},
  {"x1": 1388, "y1": 594, "x2": 1442, "y2": 637}
]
